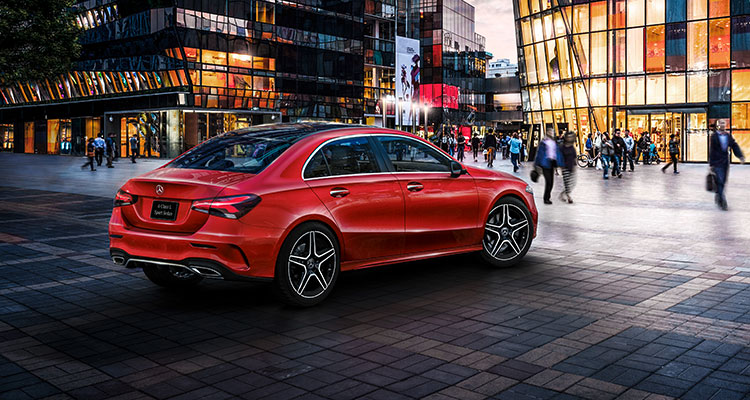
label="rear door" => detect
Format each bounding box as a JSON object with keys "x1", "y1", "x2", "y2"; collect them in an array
[
  {"x1": 304, "y1": 136, "x2": 404, "y2": 262},
  {"x1": 373, "y1": 135, "x2": 479, "y2": 254}
]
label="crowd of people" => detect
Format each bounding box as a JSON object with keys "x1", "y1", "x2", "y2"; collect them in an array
[{"x1": 81, "y1": 133, "x2": 140, "y2": 172}]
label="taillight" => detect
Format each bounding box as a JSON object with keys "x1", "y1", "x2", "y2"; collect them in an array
[
  {"x1": 191, "y1": 194, "x2": 261, "y2": 219},
  {"x1": 114, "y1": 190, "x2": 137, "y2": 207}
]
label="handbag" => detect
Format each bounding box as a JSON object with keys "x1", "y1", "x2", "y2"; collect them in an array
[
  {"x1": 530, "y1": 168, "x2": 539, "y2": 183},
  {"x1": 706, "y1": 170, "x2": 717, "y2": 192}
]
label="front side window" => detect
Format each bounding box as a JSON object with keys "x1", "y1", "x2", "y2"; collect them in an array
[
  {"x1": 376, "y1": 136, "x2": 451, "y2": 173},
  {"x1": 303, "y1": 137, "x2": 380, "y2": 179}
]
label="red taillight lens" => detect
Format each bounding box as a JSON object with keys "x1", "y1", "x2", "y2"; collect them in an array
[
  {"x1": 191, "y1": 194, "x2": 261, "y2": 219},
  {"x1": 114, "y1": 190, "x2": 137, "y2": 207}
]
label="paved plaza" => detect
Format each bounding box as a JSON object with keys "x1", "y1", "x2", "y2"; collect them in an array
[{"x1": 1, "y1": 152, "x2": 750, "y2": 399}]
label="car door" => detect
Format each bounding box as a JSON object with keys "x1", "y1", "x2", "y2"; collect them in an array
[
  {"x1": 373, "y1": 135, "x2": 479, "y2": 254},
  {"x1": 304, "y1": 136, "x2": 404, "y2": 262}
]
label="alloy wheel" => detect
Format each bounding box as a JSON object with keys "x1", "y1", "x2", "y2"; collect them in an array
[
  {"x1": 483, "y1": 203, "x2": 531, "y2": 262},
  {"x1": 287, "y1": 231, "x2": 337, "y2": 299}
]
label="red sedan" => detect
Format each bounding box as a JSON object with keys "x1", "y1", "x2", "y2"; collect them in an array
[{"x1": 109, "y1": 123, "x2": 538, "y2": 306}]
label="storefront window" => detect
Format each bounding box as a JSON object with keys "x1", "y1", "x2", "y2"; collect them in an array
[
  {"x1": 646, "y1": 26, "x2": 666, "y2": 72},
  {"x1": 666, "y1": 0, "x2": 687, "y2": 23},
  {"x1": 572, "y1": 4, "x2": 589, "y2": 34},
  {"x1": 709, "y1": 18, "x2": 730, "y2": 68},
  {"x1": 627, "y1": 0, "x2": 645, "y2": 27},
  {"x1": 627, "y1": 76, "x2": 646, "y2": 104},
  {"x1": 627, "y1": 28, "x2": 644, "y2": 73},
  {"x1": 1, "y1": 125, "x2": 13, "y2": 151},
  {"x1": 610, "y1": 30, "x2": 627, "y2": 73},
  {"x1": 646, "y1": 74, "x2": 666, "y2": 103},
  {"x1": 611, "y1": 0, "x2": 626, "y2": 29},
  {"x1": 688, "y1": 72, "x2": 707, "y2": 101},
  {"x1": 666, "y1": 73, "x2": 686, "y2": 103},
  {"x1": 646, "y1": 0, "x2": 665, "y2": 25},
  {"x1": 591, "y1": 32, "x2": 607, "y2": 75},
  {"x1": 688, "y1": 21, "x2": 708, "y2": 70},
  {"x1": 666, "y1": 23, "x2": 687, "y2": 71},
  {"x1": 732, "y1": 69, "x2": 750, "y2": 101},
  {"x1": 731, "y1": 16, "x2": 750, "y2": 69},
  {"x1": 708, "y1": 69, "x2": 730, "y2": 101},
  {"x1": 591, "y1": 2, "x2": 607, "y2": 31},
  {"x1": 24, "y1": 122, "x2": 34, "y2": 153},
  {"x1": 732, "y1": 103, "x2": 750, "y2": 129},
  {"x1": 687, "y1": 0, "x2": 707, "y2": 19},
  {"x1": 709, "y1": 0, "x2": 729, "y2": 17}
]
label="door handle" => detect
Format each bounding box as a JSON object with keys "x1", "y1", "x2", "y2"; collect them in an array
[
  {"x1": 329, "y1": 187, "x2": 349, "y2": 198},
  {"x1": 406, "y1": 182, "x2": 424, "y2": 192}
]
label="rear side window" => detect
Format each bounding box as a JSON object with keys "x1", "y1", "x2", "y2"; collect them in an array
[
  {"x1": 375, "y1": 136, "x2": 451, "y2": 172},
  {"x1": 168, "y1": 135, "x2": 295, "y2": 174},
  {"x1": 304, "y1": 137, "x2": 380, "y2": 179}
]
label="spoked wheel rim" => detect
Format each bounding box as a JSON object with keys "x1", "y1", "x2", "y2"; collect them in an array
[
  {"x1": 288, "y1": 231, "x2": 337, "y2": 299},
  {"x1": 483, "y1": 204, "x2": 531, "y2": 262}
]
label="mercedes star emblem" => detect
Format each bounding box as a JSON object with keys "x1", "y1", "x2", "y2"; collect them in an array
[{"x1": 155, "y1": 185, "x2": 164, "y2": 196}]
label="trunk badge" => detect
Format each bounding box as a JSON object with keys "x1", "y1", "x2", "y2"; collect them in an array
[{"x1": 155, "y1": 185, "x2": 164, "y2": 196}]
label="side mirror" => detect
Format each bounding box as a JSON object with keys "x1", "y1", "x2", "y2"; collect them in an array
[{"x1": 450, "y1": 161, "x2": 464, "y2": 177}]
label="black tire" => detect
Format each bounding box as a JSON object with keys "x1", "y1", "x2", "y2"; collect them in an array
[
  {"x1": 275, "y1": 222, "x2": 340, "y2": 307},
  {"x1": 480, "y1": 197, "x2": 534, "y2": 268},
  {"x1": 576, "y1": 154, "x2": 590, "y2": 168},
  {"x1": 142, "y1": 264, "x2": 203, "y2": 288}
]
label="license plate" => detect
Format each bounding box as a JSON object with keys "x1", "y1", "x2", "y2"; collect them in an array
[{"x1": 151, "y1": 201, "x2": 179, "y2": 221}]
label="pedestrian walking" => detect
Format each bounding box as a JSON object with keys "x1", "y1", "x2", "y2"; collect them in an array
[
  {"x1": 612, "y1": 130, "x2": 625, "y2": 178},
  {"x1": 509, "y1": 132, "x2": 522, "y2": 172},
  {"x1": 559, "y1": 131, "x2": 577, "y2": 203},
  {"x1": 129, "y1": 135, "x2": 139, "y2": 163},
  {"x1": 94, "y1": 133, "x2": 106, "y2": 166},
  {"x1": 81, "y1": 138, "x2": 96, "y2": 171},
  {"x1": 661, "y1": 134, "x2": 680, "y2": 174},
  {"x1": 456, "y1": 132, "x2": 466, "y2": 162},
  {"x1": 534, "y1": 127, "x2": 559, "y2": 204},
  {"x1": 600, "y1": 132, "x2": 615, "y2": 179},
  {"x1": 471, "y1": 133, "x2": 481, "y2": 162},
  {"x1": 622, "y1": 130, "x2": 635, "y2": 172},
  {"x1": 448, "y1": 133, "x2": 456, "y2": 157},
  {"x1": 105, "y1": 133, "x2": 116, "y2": 168},
  {"x1": 484, "y1": 128, "x2": 498, "y2": 168},
  {"x1": 709, "y1": 120, "x2": 745, "y2": 210},
  {"x1": 585, "y1": 134, "x2": 594, "y2": 160}
]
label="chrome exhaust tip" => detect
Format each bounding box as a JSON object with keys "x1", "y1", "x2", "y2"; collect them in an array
[
  {"x1": 190, "y1": 266, "x2": 223, "y2": 279},
  {"x1": 112, "y1": 256, "x2": 125, "y2": 265}
]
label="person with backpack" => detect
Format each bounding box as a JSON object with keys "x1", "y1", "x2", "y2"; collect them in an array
[
  {"x1": 81, "y1": 138, "x2": 96, "y2": 171},
  {"x1": 661, "y1": 134, "x2": 680, "y2": 174},
  {"x1": 709, "y1": 120, "x2": 745, "y2": 210}
]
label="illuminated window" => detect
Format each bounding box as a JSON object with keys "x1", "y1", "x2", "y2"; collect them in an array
[
  {"x1": 732, "y1": 16, "x2": 750, "y2": 69},
  {"x1": 709, "y1": 18, "x2": 730, "y2": 68},
  {"x1": 556, "y1": 38, "x2": 572, "y2": 79},
  {"x1": 646, "y1": 26, "x2": 666, "y2": 72},
  {"x1": 229, "y1": 53, "x2": 253, "y2": 68},
  {"x1": 709, "y1": 0, "x2": 729, "y2": 17},
  {"x1": 627, "y1": 28, "x2": 644, "y2": 73},
  {"x1": 519, "y1": 0, "x2": 530, "y2": 17},
  {"x1": 551, "y1": 84, "x2": 563, "y2": 109},
  {"x1": 533, "y1": 17, "x2": 543, "y2": 42},
  {"x1": 611, "y1": 0, "x2": 626, "y2": 29},
  {"x1": 24, "y1": 122, "x2": 34, "y2": 153},
  {"x1": 201, "y1": 71, "x2": 227, "y2": 87},
  {"x1": 256, "y1": 1, "x2": 274, "y2": 24},
  {"x1": 610, "y1": 30, "x2": 627, "y2": 73},
  {"x1": 687, "y1": 0, "x2": 707, "y2": 19},
  {"x1": 531, "y1": 0, "x2": 541, "y2": 14},
  {"x1": 574, "y1": 81, "x2": 588, "y2": 107},
  {"x1": 666, "y1": 23, "x2": 687, "y2": 71},
  {"x1": 609, "y1": 77, "x2": 626, "y2": 105},
  {"x1": 732, "y1": 70, "x2": 750, "y2": 101},
  {"x1": 546, "y1": 41, "x2": 560, "y2": 81},
  {"x1": 646, "y1": 0, "x2": 665, "y2": 25},
  {"x1": 646, "y1": 74, "x2": 665, "y2": 103},
  {"x1": 562, "y1": 83, "x2": 574, "y2": 107},
  {"x1": 522, "y1": 19, "x2": 533, "y2": 44},
  {"x1": 627, "y1": 76, "x2": 646, "y2": 104},
  {"x1": 688, "y1": 72, "x2": 707, "y2": 102},
  {"x1": 524, "y1": 46, "x2": 538, "y2": 84},
  {"x1": 627, "y1": 0, "x2": 644, "y2": 27},
  {"x1": 553, "y1": 12, "x2": 567, "y2": 37},
  {"x1": 591, "y1": 32, "x2": 607, "y2": 75},
  {"x1": 591, "y1": 2, "x2": 607, "y2": 31},
  {"x1": 543, "y1": 14, "x2": 554, "y2": 40},
  {"x1": 708, "y1": 69, "x2": 730, "y2": 101},
  {"x1": 201, "y1": 50, "x2": 227, "y2": 65},
  {"x1": 572, "y1": 5, "x2": 588, "y2": 34},
  {"x1": 535, "y1": 42, "x2": 549, "y2": 82},
  {"x1": 590, "y1": 78, "x2": 606, "y2": 106},
  {"x1": 540, "y1": 85, "x2": 551, "y2": 109},
  {"x1": 253, "y1": 57, "x2": 275, "y2": 71},
  {"x1": 530, "y1": 87, "x2": 541, "y2": 110},
  {"x1": 666, "y1": 73, "x2": 686, "y2": 103},
  {"x1": 688, "y1": 21, "x2": 708, "y2": 70},
  {"x1": 573, "y1": 34, "x2": 589, "y2": 76}
]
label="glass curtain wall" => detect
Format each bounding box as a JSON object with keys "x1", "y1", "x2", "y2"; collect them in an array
[{"x1": 515, "y1": 0, "x2": 750, "y2": 160}]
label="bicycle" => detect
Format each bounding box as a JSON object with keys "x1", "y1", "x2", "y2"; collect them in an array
[{"x1": 576, "y1": 152, "x2": 601, "y2": 168}]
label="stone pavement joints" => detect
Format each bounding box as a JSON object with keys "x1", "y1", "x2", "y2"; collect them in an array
[{"x1": 1, "y1": 158, "x2": 750, "y2": 399}]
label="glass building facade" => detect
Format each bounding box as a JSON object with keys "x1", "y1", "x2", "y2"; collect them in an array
[
  {"x1": 514, "y1": 0, "x2": 750, "y2": 161},
  {"x1": 0, "y1": 0, "x2": 374, "y2": 157}
]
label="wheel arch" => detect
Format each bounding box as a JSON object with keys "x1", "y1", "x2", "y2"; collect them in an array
[{"x1": 272, "y1": 214, "x2": 343, "y2": 272}]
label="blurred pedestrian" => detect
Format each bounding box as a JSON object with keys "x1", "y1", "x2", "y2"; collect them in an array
[
  {"x1": 559, "y1": 131, "x2": 577, "y2": 203},
  {"x1": 709, "y1": 120, "x2": 745, "y2": 210},
  {"x1": 534, "y1": 127, "x2": 558, "y2": 204},
  {"x1": 509, "y1": 132, "x2": 522, "y2": 172},
  {"x1": 94, "y1": 133, "x2": 106, "y2": 166},
  {"x1": 662, "y1": 134, "x2": 680, "y2": 174},
  {"x1": 129, "y1": 135, "x2": 139, "y2": 163},
  {"x1": 471, "y1": 133, "x2": 481, "y2": 162},
  {"x1": 81, "y1": 138, "x2": 96, "y2": 171},
  {"x1": 600, "y1": 132, "x2": 615, "y2": 180},
  {"x1": 456, "y1": 131, "x2": 465, "y2": 162}
]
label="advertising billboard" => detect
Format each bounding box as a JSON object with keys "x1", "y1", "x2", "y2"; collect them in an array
[
  {"x1": 395, "y1": 36, "x2": 420, "y2": 126},
  {"x1": 419, "y1": 84, "x2": 459, "y2": 109}
]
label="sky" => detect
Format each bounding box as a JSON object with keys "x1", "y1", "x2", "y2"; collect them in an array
[{"x1": 470, "y1": 0, "x2": 518, "y2": 63}]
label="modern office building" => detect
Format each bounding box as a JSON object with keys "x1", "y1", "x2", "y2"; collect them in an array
[
  {"x1": 513, "y1": 0, "x2": 750, "y2": 161},
  {"x1": 487, "y1": 58, "x2": 519, "y2": 78},
  {"x1": 419, "y1": 0, "x2": 492, "y2": 132},
  {"x1": 0, "y1": 1, "x2": 370, "y2": 158}
]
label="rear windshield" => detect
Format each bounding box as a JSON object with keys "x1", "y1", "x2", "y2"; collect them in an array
[{"x1": 167, "y1": 129, "x2": 306, "y2": 174}]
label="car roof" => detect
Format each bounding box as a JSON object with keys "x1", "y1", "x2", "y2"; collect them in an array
[{"x1": 224, "y1": 122, "x2": 361, "y2": 142}]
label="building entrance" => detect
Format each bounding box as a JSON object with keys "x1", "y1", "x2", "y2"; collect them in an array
[{"x1": 625, "y1": 110, "x2": 707, "y2": 162}]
